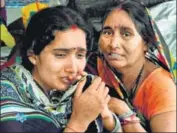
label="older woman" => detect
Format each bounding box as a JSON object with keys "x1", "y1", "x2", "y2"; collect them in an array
[
  {"x1": 86, "y1": 0, "x2": 176, "y2": 132},
  {"x1": 0, "y1": 6, "x2": 121, "y2": 132}
]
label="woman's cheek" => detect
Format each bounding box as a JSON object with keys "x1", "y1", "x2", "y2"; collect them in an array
[
  {"x1": 99, "y1": 39, "x2": 108, "y2": 53},
  {"x1": 79, "y1": 58, "x2": 87, "y2": 70}
]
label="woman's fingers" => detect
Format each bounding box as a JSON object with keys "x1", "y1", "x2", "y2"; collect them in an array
[
  {"x1": 105, "y1": 93, "x2": 111, "y2": 104},
  {"x1": 75, "y1": 76, "x2": 102, "y2": 98},
  {"x1": 76, "y1": 71, "x2": 88, "y2": 80},
  {"x1": 74, "y1": 77, "x2": 86, "y2": 97},
  {"x1": 87, "y1": 76, "x2": 102, "y2": 91}
]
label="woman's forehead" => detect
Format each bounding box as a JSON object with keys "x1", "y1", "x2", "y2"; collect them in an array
[{"x1": 103, "y1": 9, "x2": 136, "y2": 30}]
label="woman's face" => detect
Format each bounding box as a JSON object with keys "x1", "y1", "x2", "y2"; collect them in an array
[
  {"x1": 99, "y1": 9, "x2": 147, "y2": 70},
  {"x1": 29, "y1": 28, "x2": 87, "y2": 91}
]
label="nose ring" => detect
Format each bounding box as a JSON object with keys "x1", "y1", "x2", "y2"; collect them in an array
[{"x1": 116, "y1": 43, "x2": 120, "y2": 48}]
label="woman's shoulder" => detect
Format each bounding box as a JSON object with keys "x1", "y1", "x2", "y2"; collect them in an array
[
  {"x1": 137, "y1": 67, "x2": 176, "y2": 99},
  {"x1": 1, "y1": 64, "x2": 26, "y2": 85},
  {"x1": 1, "y1": 64, "x2": 31, "y2": 102},
  {"x1": 135, "y1": 67, "x2": 176, "y2": 120},
  {"x1": 144, "y1": 67, "x2": 175, "y2": 87}
]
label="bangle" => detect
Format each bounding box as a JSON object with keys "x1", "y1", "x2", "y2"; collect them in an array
[
  {"x1": 119, "y1": 110, "x2": 135, "y2": 119},
  {"x1": 111, "y1": 113, "x2": 122, "y2": 132},
  {"x1": 120, "y1": 114, "x2": 140, "y2": 125},
  {"x1": 118, "y1": 110, "x2": 140, "y2": 126},
  {"x1": 66, "y1": 125, "x2": 77, "y2": 132}
]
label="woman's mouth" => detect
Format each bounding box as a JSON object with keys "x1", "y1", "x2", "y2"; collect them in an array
[
  {"x1": 106, "y1": 53, "x2": 121, "y2": 60},
  {"x1": 61, "y1": 77, "x2": 78, "y2": 85}
]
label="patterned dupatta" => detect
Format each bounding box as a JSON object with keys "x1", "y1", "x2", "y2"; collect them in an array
[
  {"x1": 10, "y1": 64, "x2": 101, "y2": 132},
  {"x1": 145, "y1": 8, "x2": 176, "y2": 83},
  {"x1": 12, "y1": 64, "x2": 77, "y2": 127}
]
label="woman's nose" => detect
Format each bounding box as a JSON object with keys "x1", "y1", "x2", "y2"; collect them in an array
[
  {"x1": 65, "y1": 57, "x2": 78, "y2": 74},
  {"x1": 109, "y1": 35, "x2": 121, "y2": 49}
]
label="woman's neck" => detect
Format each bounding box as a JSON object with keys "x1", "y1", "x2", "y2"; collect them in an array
[
  {"x1": 32, "y1": 69, "x2": 50, "y2": 96},
  {"x1": 118, "y1": 59, "x2": 158, "y2": 92},
  {"x1": 119, "y1": 59, "x2": 145, "y2": 92}
]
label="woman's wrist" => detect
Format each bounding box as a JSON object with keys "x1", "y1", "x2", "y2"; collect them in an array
[
  {"x1": 111, "y1": 113, "x2": 122, "y2": 132},
  {"x1": 65, "y1": 114, "x2": 89, "y2": 132},
  {"x1": 119, "y1": 110, "x2": 135, "y2": 119},
  {"x1": 102, "y1": 112, "x2": 115, "y2": 131},
  {"x1": 118, "y1": 110, "x2": 140, "y2": 126}
]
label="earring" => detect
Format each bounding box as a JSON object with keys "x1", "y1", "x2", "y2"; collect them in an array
[{"x1": 29, "y1": 56, "x2": 36, "y2": 65}]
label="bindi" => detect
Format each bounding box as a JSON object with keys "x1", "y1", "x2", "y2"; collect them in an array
[
  {"x1": 114, "y1": 25, "x2": 121, "y2": 30},
  {"x1": 116, "y1": 8, "x2": 122, "y2": 12},
  {"x1": 70, "y1": 24, "x2": 78, "y2": 31}
]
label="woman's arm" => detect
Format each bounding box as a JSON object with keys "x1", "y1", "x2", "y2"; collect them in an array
[
  {"x1": 100, "y1": 94, "x2": 123, "y2": 132},
  {"x1": 150, "y1": 111, "x2": 176, "y2": 132},
  {"x1": 109, "y1": 98, "x2": 147, "y2": 132}
]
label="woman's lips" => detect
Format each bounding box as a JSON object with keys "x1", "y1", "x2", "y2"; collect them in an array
[
  {"x1": 61, "y1": 77, "x2": 78, "y2": 85},
  {"x1": 106, "y1": 53, "x2": 122, "y2": 60}
]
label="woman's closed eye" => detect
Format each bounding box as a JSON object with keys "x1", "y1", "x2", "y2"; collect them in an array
[
  {"x1": 55, "y1": 53, "x2": 67, "y2": 58},
  {"x1": 76, "y1": 52, "x2": 86, "y2": 59}
]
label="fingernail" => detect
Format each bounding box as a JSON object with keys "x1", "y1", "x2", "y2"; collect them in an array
[{"x1": 79, "y1": 75, "x2": 87, "y2": 81}]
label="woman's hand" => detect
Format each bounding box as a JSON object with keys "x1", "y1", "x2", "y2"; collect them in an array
[
  {"x1": 66, "y1": 76, "x2": 109, "y2": 132},
  {"x1": 100, "y1": 93, "x2": 116, "y2": 131},
  {"x1": 108, "y1": 97, "x2": 131, "y2": 115}
]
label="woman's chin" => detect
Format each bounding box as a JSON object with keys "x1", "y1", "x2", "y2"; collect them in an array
[
  {"x1": 54, "y1": 84, "x2": 70, "y2": 92},
  {"x1": 108, "y1": 61, "x2": 126, "y2": 69}
]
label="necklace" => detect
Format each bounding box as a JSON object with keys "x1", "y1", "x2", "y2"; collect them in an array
[{"x1": 129, "y1": 63, "x2": 145, "y2": 100}]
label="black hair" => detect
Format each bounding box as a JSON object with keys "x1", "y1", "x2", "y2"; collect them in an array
[
  {"x1": 102, "y1": 0, "x2": 156, "y2": 48},
  {"x1": 67, "y1": 0, "x2": 167, "y2": 31},
  {"x1": 21, "y1": 6, "x2": 94, "y2": 71}
]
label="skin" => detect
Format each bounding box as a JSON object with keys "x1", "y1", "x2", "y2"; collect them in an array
[
  {"x1": 99, "y1": 9, "x2": 147, "y2": 91},
  {"x1": 30, "y1": 28, "x2": 87, "y2": 92},
  {"x1": 0, "y1": 0, "x2": 5, "y2": 7},
  {"x1": 99, "y1": 9, "x2": 176, "y2": 132},
  {"x1": 99, "y1": 9, "x2": 147, "y2": 73},
  {"x1": 29, "y1": 28, "x2": 115, "y2": 132}
]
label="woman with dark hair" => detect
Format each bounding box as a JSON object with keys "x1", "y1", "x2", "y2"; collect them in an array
[
  {"x1": 86, "y1": 0, "x2": 176, "y2": 132},
  {"x1": 0, "y1": 6, "x2": 121, "y2": 132}
]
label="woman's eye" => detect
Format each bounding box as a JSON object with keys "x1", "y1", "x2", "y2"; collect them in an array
[
  {"x1": 77, "y1": 53, "x2": 86, "y2": 59},
  {"x1": 102, "y1": 29, "x2": 113, "y2": 36},
  {"x1": 122, "y1": 31, "x2": 131, "y2": 37},
  {"x1": 55, "y1": 53, "x2": 66, "y2": 58}
]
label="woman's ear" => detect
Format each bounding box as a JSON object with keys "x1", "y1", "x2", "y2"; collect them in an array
[
  {"x1": 28, "y1": 54, "x2": 37, "y2": 65},
  {"x1": 143, "y1": 42, "x2": 148, "y2": 52}
]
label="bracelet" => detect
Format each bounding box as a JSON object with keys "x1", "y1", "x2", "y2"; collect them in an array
[
  {"x1": 66, "y1": 125, "x2": 77, "y2": 132},
  {"x1": 118, "y1": 110, "x2": 135, "y2": 119},
  {"x1": 111, "y1": 113, "x2": 122, "y2": 132},
  {"x1": 120, "y1": 114, "x2": 140, "y2": 125}
]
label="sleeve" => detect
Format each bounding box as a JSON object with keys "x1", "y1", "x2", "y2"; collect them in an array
[
  {"x1": 0, "y1": 79, "x2": 63, "y2": 132},
  {"x1": 145, "y1": 71, "x2": 176, "y2": 120}
]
